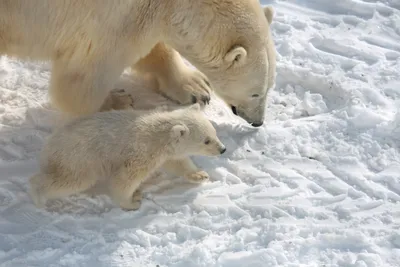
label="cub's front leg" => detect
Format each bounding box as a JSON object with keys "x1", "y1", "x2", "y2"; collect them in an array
[
  {"x1": 133, "y1": 42, "x2": 212, "y2": 106},
  {"x1": 109, "y1": 161, "x2": 151, "y2": 211},
  {"x1": 162, "y1": 157, "x2": 210, "y2": 183}
]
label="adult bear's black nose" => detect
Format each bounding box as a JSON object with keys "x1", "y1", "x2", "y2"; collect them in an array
[
  {"x1": 220, "y1": 147, "x2": 226, "y2": 154},
  {"x1": 231, "y1": 105, "x2": 238, "y2": 115},
  {"x1": 251, "y1": 121, "x2": 263, "y2": 127}
]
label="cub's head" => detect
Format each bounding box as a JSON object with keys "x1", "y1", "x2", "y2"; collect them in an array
[
  {"x1": 170, "y1": 104, "x2": 226, "y2": 157},
  {"x1": 167, "y1": 1, "x2": 276, "y2": 127}
]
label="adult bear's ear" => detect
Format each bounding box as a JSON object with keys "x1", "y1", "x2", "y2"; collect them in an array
[
  {"x1": 171, "y1": 124, "x2": 189, "y2": 140},
  {"x1": 224, "y1": 45, "x2": 247, "y2": 66},
  {"x1": 264, "y1": 6, "x2": 274, "y2": 24}
]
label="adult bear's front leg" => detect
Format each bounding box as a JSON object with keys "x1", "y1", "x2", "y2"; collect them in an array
[
  {"x1": 133, "y1": 42, "x2": 212, "y2": 106},
  {"x1": 49, "y1": 57, "x2": 125, "y2": 116}
]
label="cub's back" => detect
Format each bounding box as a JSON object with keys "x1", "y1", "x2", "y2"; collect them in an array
[{"x1": 42, "y1": 110, "x2": 143, "y2": 169}]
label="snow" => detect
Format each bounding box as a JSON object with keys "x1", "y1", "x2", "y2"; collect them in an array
[{"x1": 0, "y1": 0, "x2": 399, "y2": 266}]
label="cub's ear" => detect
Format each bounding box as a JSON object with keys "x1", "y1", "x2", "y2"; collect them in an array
[
  {"x1": 187, "y1": 103, "x2": 201, "y2": 111},
  {"x1": 171, "y1": 124, "x2": 189, "y2": 139},
  {"x1": 224, "y1": 45, "x2": 247, "y2": 66},
  {"x1": 264, "y1": 6, "x2": 274, "y2": 24}
]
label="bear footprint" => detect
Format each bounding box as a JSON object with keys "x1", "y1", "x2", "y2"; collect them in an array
[
  {"x1": 101, "y1": 88, "x2": 134, "y2": 111},
  {"x1": 186, "y1": 171, "x2": 210, "y2": 183}
]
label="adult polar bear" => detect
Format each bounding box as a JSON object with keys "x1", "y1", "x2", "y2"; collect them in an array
[{"x1": 0, "y1": 0, "x2": 276, "y2": 127}]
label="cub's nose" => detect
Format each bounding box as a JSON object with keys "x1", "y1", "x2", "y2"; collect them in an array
[{"x1": 220, "y1": 147, "x2": 226, "y2": 154}]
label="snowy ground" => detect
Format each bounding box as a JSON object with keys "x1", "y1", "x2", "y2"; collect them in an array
[{"x1": 1, "y1": 0, "x2": 400, "y2": 266}]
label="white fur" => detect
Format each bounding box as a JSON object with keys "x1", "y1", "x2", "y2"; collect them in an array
[
  {"x1": 29, "y1": 104, "x2": 226, "y2": 210},
  {"x1": 0, "y1": 0, "x2": 276, "y2": 126}
]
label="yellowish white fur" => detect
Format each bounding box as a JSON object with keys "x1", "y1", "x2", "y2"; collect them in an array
[
  {"x1": 0, "y1": 0, "x2": 276, "y2": 126},
  {"x1": 29, "y1": 104, "x2": 226, "y2": 210}
]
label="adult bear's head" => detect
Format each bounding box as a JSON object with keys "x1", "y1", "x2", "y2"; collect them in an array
[{"x1": 166, "y1": 0, "x2": 276, "y2": 127}]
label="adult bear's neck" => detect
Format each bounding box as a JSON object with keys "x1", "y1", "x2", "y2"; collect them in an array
[{"x1": 123, "y1": 0, "x2": 171, "y2": 61}]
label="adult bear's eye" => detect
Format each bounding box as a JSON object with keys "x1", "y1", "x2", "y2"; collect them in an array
[
  {"x1": 204, "y1": 138, "x2": 210, "y2": 145},
  {"x1": 252, "y1": 94, "x2": 259, "y2": 98}
]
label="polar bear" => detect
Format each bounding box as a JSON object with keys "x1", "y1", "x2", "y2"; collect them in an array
[
  {"x1": 0, "y1": 0, "x2": 276, "y2": 126},
  {"x1": 29, "y1": 103, "x2": 226, "y2": 210}
]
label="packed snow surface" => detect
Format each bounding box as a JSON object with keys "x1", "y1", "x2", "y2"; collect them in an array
[{"x1": 0, "y1": 0, "x2": 399, "y2": 266}]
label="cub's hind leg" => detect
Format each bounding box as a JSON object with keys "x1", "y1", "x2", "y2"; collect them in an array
[{"x1": 29, "y1": 169, "x2": 98, "y2": 208}]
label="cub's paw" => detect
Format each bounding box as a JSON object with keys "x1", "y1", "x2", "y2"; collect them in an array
[
  {"x1": 132, "y1": 190, "x2": 143, "y2": 202},
  {"x1": 120, "y1": 191, "x2": 142, "y2": 211},
  {"x1": 185, "y1": 170, "x2": 210, "y2": 183},
  {"x1": 101, "y1": 89, "x2": 134, "y2": 111}
]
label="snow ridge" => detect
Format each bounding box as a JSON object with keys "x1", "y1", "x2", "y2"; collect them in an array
[{"x1": 0, "y1": 0, "x2": 399, "y2": 266}]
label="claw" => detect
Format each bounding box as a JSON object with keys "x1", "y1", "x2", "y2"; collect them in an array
[
  {"x1": 191, "y1": 95, "x2": 197, "y2": 104},
  {"x1": 201, "y1": 95, "x2": 210, "y2": 105}
]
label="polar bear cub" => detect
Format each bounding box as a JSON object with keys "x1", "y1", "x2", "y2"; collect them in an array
[{"x1": 29, "y1": 103, "x2": 226, "y2": 210}]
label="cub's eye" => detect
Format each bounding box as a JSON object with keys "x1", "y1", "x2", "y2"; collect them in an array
[
  {"x1": 252, "y1": 94, "x2": 259, "y2": 98},
  {"x1": 204, "y1": 138, "x2": 210, "y2": 145}
]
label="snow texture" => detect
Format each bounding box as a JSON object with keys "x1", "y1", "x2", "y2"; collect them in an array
[{"x1": 1, "y1": 0, "x2": 400, "y2": 266}]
